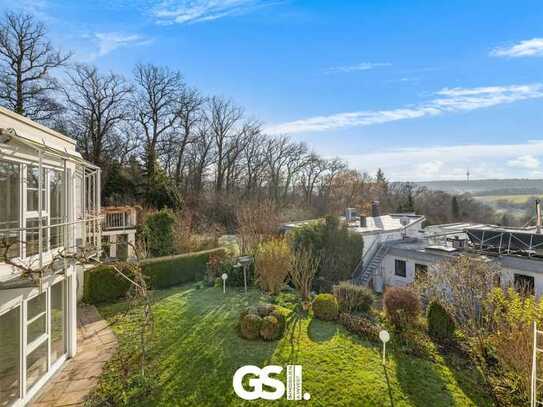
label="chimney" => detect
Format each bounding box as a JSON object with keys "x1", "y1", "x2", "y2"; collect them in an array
[
  {"x1": 537, "y1": 200, "x2": 542, "y2": 234},
  {"x1": 371, "y1": 201, "x2": 381, "y2": 218},
  {"x1": 360, "y1": 215, "x2": 366, "y2": 227}
]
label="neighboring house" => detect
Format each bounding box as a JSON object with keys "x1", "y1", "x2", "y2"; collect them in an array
[
  {"x1": 0, "y1": 107, "x2": 101, "y2": 406},
  {"x1": 360, "y1": 220, "x2": 543, "y2": 298},
  {"x1": 101, "y1": 206, "x2": 138, "y2": 261}
]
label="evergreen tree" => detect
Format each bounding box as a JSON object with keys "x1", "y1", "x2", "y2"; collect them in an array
[{"x1": 451, "y1": 196, "x2": 460, "y2": 220}]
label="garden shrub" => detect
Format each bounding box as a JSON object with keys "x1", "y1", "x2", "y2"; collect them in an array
[
  {"x1": 384, "y1": 287, "x2": 421, "y2": 329},
  {"x1": 238, "y1": 305, "x2": 289, "y2": 341},
  {"x1": 427, "y1": 301, "x2": 456, "y2": 342},
  {"x1": 240, "y1": 306, "x2": 258, "y2": 319},
  {"x1": 240, "y1": 313, "x2": 263, "y2": 340},
  {"x1": 143, "y1": 209, "x2": 176, "y2": 257},
  {"x1": 312, "y1": 293, "x2": 339, "y2": 321},
  {"x1": 257, "y1": 303, "x2": 274, "y2": 317},
  {"x1": 270, "y1": 308, "x2": 287, "y2": 336},
  {"x1": 260, "y1": 315, "x2": 280, "y2": 340},
  {"x1": 339, "y1": 313, "x2": 380, "y2": 342},
  {"x1": 83, "y1": 265, "x2": 132, "y2": 304},
  {"x1": 142, "y1": 248, "x2": 225, "y2": 289},
  {"x1": 254, "y1": 238, "x2": 292, "y2": 295},
  {"x1": 485, "y1": 287, "x2": 543, "y2": 402},
  {"x1": 333, "y1": 282, "x2": 374, "y2": 313}
]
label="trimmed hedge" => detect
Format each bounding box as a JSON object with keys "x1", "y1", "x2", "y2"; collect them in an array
[
  {"x1": 83, "y1": 248, "x2": 225, "y2": 304},
  {"x1": 82, "y1": 265, "x2": 132, "y2": 304},
  {"x1": 141, "y1": 248, "x2": 225, "y2": 289}
]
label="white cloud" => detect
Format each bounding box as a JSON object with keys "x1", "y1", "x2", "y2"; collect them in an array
[
  {"x1": 326, "y1": 62, "x2": 391, "y2": 74},
  {"x1": 507, "y1": 155, "x2": 540, "y2": 170},
  {"x1": 265, "y1": 83, "x2": 543, "y2": 135},
  {"x1": 151, "y1": 0, "x2": 276, "y2": 24},
  {"x1": 491, "y1": 38, "x2": 543, "y2": 58},
  {"x1": 415, "y1": 160, "x2": 444, "y2": 176},
  {"x1": 83, "y1": 32, "x2": 152, "y2": 61},
  {"x1": 339, "y1": 141, "x2": 543, "y2": 181}
]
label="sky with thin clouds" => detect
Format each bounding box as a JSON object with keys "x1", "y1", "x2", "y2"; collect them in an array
[{"x1": 2, "y1": 0, "x2": 543, "y2": 181}]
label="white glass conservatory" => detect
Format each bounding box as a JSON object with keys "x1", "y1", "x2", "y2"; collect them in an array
[{"x1": 0, "y1": 107, "x2": 101, "y2": 406}]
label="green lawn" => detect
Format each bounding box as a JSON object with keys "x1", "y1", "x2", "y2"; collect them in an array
[{"x1": 90, "y1": 285, "x2": 493, "y2": 407}]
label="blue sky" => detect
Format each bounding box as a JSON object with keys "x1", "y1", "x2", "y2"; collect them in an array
[{"x1": 4, "y1": 0, "x2": 543, "y2": 181}]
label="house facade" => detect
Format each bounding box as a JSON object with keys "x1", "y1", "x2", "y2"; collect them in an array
[{"x1": 0, "y1": 107, "x2": 100, "y2": 406}]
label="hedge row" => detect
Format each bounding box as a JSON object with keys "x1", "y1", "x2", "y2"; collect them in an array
[{"x1": 83, "y1": 247, "x2": 225, "y2": 304}]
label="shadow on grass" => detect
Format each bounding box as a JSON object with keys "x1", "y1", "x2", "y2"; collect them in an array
[
  {"x1": 438, "y1": 343, "x2": 494, "y2": 407},
  {"x1": 382, "y1": 364, "x2": 395, "y2": 407},
  {"x1": 307, "y1": 318, "x2": 338, "y2": 343},
  {"x1": 393, "y1": 351, "x2": 455, "y2": 407}
]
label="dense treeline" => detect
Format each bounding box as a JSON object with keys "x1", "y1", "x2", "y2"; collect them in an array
[{"x1": 0, "y1": 11, "x2": 501, "y2": 229}]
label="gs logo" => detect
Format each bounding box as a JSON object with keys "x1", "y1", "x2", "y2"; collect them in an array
[{"x1": 232, "y1": 365, "x2": 310, "y2": 401}]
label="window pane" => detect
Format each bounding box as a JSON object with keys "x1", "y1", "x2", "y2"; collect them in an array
[
  {"x1": 27, "y1": 292, "x2": 46, "y2": 320},
  {"x1": 26, "y1": 340, "x2": 48, "y2": 391},
  {"x1": 50, "y1": 170, "x2": 64, "y2": 249},
  {"x1": 51, "y1": 281, "x2": 65, "y2": 363},
  {"x1": 27, "y1": 315, "x2": 46, "y2": 345},
  {"x1": 0, "y1": 306, "x2": 21, "y2": 406},
  {"x1": 25, "y1": 218, "x2": 48, "y2": 257},
  {"x1": 26, "y1": 166, "x2": 46, "y2": 212},
  {"x1": 0, "y1": 160, "x2": 20, "y2": 259}
]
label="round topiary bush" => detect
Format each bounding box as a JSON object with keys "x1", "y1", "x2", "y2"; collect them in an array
[
  {"x1": 257, "y1": 303, "x2": 274, "y2": 317},
  {"x1": 312, "y1": 293, "x2": 339, "y2": 321},
  {"x1": 260, "y1": 315, "x2": 280, "y2": 340},
  {"x1": 240, "y1": 313, "x2": 263, "y2": 340},
  {"x1": 270, "y1": 308, "x2": 287, "y2": 336},
  {"x1": 427, "y1": 301, "x2": 456, "y2": 342}
]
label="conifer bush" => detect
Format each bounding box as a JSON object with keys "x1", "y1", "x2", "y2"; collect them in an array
[{"x1": 427, "y1": 301, "x2": 456, "y2": 342}]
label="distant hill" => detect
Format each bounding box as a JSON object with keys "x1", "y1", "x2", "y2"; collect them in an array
[{"x1": 414, "y1": 179, "x2": 543, "y2": 196}]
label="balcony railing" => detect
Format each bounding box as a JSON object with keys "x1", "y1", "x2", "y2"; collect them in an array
[{"x1": 102, "y1": 210, "x2": 135, "y2": 231}]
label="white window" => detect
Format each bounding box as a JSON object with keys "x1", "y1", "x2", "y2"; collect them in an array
[{"x1": 0, "y1": 160, "x2": 20, "y2": 259}]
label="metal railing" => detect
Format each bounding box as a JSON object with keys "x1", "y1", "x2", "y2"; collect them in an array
[{"x1": 102, "y1": 211, "x2": 135, "y2": 230}]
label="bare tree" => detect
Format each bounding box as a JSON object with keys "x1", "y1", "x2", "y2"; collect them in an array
[
  {"x1": 64, "y1": 64, "x2": 133, "y2": 166},
  {"x1": 132, "y1": 64, "x2": 183, "y2": 180},
  {"x1": 208, "y1": 96, "x2": 243, "y2": 193},
  {"x1": 0, "y1": 12, "x2": 70, "y2": 122},
  {"x1": 299, "y1": 153, "x2": 327, "y2": 205},
  {"x1": 289, "y1": 246, "x2": 319, "y2": 309},
  {"x1": 172, "y1": 87, "x2": 205, "y2": 186}
]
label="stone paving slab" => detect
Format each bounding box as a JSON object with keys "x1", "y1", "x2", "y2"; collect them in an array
[{"x1": 29, "y1": 304, "x2": 118, "y2": 406}]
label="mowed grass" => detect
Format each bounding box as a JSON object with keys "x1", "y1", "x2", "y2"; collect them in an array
[{"x1": 92, "y1": 285, "x2": 493, "y2": 407}]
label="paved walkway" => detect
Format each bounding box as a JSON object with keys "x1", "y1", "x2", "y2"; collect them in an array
[{"x1": 30, "y1": 305, "x2": 118, "y2": 406}]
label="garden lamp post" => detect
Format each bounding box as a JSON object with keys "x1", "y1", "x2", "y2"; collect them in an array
[
  {"x1": 379, "y1": 330, "x2": 390, "y2": 365},
  {"x1": 221, "y1": 273, "x2": 228, "y2": 294}
]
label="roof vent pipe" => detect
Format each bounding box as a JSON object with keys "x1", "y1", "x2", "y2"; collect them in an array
[
  {"x1": 537, "y1": 199, "x2": 542, "y2": 234},
  {"x1": 371, "y1": 201, "x2": 381, "y2": 218}
]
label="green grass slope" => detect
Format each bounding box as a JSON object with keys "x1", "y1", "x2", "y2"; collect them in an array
[{"x1": 91, "y1": 286, "x2": 493, "y2": 407}]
